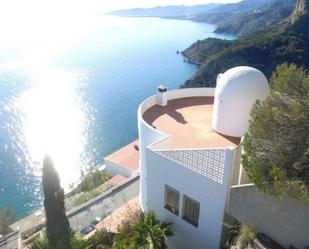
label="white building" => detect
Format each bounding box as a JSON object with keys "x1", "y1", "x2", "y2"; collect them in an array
[{"x1": 137, "y1": 66, "x2": 270, "y2": 249}]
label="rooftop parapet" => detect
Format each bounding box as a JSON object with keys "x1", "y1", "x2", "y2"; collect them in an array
[{"x1": 138, "y1": 88, "x2": 240, "y2": 150}]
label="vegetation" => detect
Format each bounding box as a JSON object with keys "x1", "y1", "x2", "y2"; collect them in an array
[
  {"x1": 114, "y1": 211, "x2": 173, "y2": 249},
  {"x1": 31, "y1": 236, "x2": 50, "y2": 249},
  {"x1": 69, "y1": 168, "x2": 110, "y2": 196},
  {"x1": 225, "y1": 218, "x2": 256, "y2": 249},
  {"x1": 111, "y1": 0, "x2": 283, "y2": 37},
  {"x1": 187, "y1": 0, "x2": 288, "y2": 33},
  {"x1": 42, "y1": 155, "x2": 71, "y2": 249},
  {"x1": 31, "y1": 212, "x2": 172, "y2": 249},
  {"x1": 73, "y1": 190, "x2": 100, "y2": 207},
  {"x1": 233, "y1": 225, "x2": 256, "y2": 249},
  {"x1": 31, "y1": 232, "x2": 89, "y2": 249},
  {"x1": 182, "y1": 38, "x2": 232, "y2": 65},
  {"x1": 86, "y1": 229, "x2": 114, "y2": 249},
  {"x1": 242, "y1": 64, "x2": 309, "y2": 201},
  {"x1": 214, "y1": 0, "x2": 296, "y2": 36},
  {"x1": 66, "y1": 168, "x2": 111, "y2": 207},
  {"x1": 0, "y1": 208, "x2": 15, "y2": 235},
  {"x1": 31, "y1": 156, "x2": 171, "y2": 249},
  {"x1": 182, "y1": 0, "x2": 309, "y2": 88}
]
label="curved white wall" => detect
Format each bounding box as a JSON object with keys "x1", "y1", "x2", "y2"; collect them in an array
[
  {"x1": 137, "y1": 88, "x2": 215, "y2": 211},
  {"x1": 212, "y1": 67, "x2": 270, "y2": 137}
]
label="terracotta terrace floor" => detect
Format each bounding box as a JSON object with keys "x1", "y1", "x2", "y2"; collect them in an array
[
  {"x1": 143, "y1": 97, "x2": 240, "y2": 148},
  {"x1": 105, "y1": 140, "x2": 139, "y2": 173}
]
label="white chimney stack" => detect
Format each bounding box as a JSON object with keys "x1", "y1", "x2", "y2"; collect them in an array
[{"x1": 157, "y1": 85, "x2": 168, "y2": 107}]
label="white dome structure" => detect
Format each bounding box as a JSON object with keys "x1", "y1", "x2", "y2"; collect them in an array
[{"x1": 212, "y1": 66, "x2": 270, "y2": 137}]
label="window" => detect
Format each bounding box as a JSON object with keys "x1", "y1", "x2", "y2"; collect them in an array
[
  {"x1": 164, "y1": 185, "x2": 179, "y2": 215},
  {"x1": 183, "y1": 195, "x2": 200, "y2": 227}
]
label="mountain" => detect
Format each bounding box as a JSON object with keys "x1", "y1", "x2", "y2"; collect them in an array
[
  {"x1": 108, "y1": 4, "x2": 221, "y2": 17},
  {"x1": 109, "y1": 0, "x2": 270, "y2": 21},
  {"x1": 181, "y1": 0, "x2": 309, "y2": 88},
  {"x1": 207, "y1": 0, "x2": 269, "y2": 14},
  {"x1": 110, "y1": 0, "x2": 293, "y2": 37},
  {"x1": 214, "y1": 0, "x2": 296, "y2": 36}
]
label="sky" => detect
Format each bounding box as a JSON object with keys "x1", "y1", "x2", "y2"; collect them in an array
[
  {"x1": 0, "y1": 0, "x2": 240, "y2": 50},
  {"x1": 95, "y1": 0, "x2": 241, "y2": 12},
  {"x1": 0, "y1": 0, "x2": 241, "y2": 17}
]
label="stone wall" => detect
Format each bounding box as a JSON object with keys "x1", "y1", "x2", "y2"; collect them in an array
[{"x1": 228, "y1": 184, "x2": 309, "y2": 249}]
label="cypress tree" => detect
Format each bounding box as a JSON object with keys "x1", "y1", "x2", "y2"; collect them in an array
[{"x1": 42, "y1": 155, "x2": 71, "y2": 249}]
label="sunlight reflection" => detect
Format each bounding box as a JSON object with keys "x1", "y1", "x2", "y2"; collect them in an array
[{"x1": 13, "y1": 69, "x2": 88, "y2": 190}]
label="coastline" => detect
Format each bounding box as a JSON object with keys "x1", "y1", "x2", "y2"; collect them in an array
[{"x1": 1, "y1": 14, "x2": 233, "y2": 221}]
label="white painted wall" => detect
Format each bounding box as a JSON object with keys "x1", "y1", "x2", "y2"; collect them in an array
[
  {"x1": 145, "y1": 147, "x2": 235, "y2": 249},
  {"x1": 137, "y1": 88, "x2": 215, "y2": 212},
  {"x1": 138, "y1": 95, "x2": 167, "y2": 211},
  {"x1": 104, "y1": 159, "x2": 132, "y2": 178},
  {"x1": 212, "y1": 67, "x2": 269, "y2": 137}
]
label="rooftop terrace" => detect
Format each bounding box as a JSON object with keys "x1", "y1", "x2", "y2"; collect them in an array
[
  {"x1": 143, "y1": 97, "x2": 240, "y2": 149},
  {"x1": 105, "y1": 140, "x2": 139, "y2": 173}
]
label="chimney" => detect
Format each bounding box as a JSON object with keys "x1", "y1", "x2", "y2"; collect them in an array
[{"x1": 157, "y1": 85, "x2": 168, "y2": 107}]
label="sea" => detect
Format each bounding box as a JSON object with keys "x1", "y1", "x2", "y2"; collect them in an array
[{"x1": 0, "y1": 15, "x2": 234, "y2": 219}]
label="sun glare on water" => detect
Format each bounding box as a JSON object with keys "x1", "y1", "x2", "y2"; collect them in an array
[
  {"x1": 0, "y1": 0, "x2": 114, "y2": 191},
  {"x1": 0, "y1": 0, "x2": 149, "y2": 195},
  {"x1": 17, "y1": 69, "x2": 88, "y2": 189}
]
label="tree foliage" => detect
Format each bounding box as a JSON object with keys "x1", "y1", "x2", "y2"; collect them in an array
[
  {"x1": 79, "y1": 169, "x2": 110, "y2": 193},
  {"x1": 42, "y1": 155, "x2": 71, "y2": 249},
  {"x1": 115, "y1": 212, "x2": 173, "y2": 249},
  {"x1": 68, "y1": 168, "x2": 110, "y2": 197},
  {"x1": 86, "y1": 229, "x2": 114, "y2": 249},
  {"x1": 182, "y1": 0, "x2": 309, "y2": 88},
  {"x1": 30, "y1": 211, "x2": 172, "y2": 249},
  {"x1": 31, "y1": 232, "x2": 89, "y2": 249},
  {"x1": 242, "y1": 64, "x2": 309, "y2": 201}
]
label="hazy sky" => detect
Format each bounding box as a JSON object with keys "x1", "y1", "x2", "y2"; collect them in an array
[
  {"x1": 0, "y1": 0, "x2": 241, "y2": 17},
  {"x1": 0, "y1": 0, "x2": 240, "y2": 34},
  {"x1": 98, "y1": 0, "x2": 241, "y2": 12}
]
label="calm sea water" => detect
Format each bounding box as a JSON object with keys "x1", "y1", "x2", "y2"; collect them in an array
[{"x1": 0, "y1": 15, "x2": 234, "y2": 219}]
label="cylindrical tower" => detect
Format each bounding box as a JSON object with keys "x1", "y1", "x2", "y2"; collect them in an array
[{"x1": 212, "y1": 66, "x2": 270, "y2": 137}]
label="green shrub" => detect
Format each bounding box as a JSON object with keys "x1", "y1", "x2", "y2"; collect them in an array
[
  {"x1": 86, "y1": 229, "x2": 114, "y2": 249},
  {"x1": 80, "y1": 169, "x2": 110, "y2": 192},
  {"x1": 30, "y1": 236, "x2": 49, "y2": 249},
  {"x1": 69, "y1": 169, "x2": 110, "y2": 197},
  {"x1": 224, "y1": 218, "x2": 256, "y2": 249},
  {"x1": 73, "y1": 190, "x2": 99, "y2": 206},
  {"x1": 31, "y1": 232, "x2": 89, "y2": 249},
  {"x1": 115, "y1": 212, "x2": 173, "y2": 249},
  {"x1": 242, "y1": 64, "x2": 309, "y2": 201}
]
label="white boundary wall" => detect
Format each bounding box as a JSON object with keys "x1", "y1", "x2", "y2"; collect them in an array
[{"x1": 104, "y1": 159, "x2": 132, "y2": 178}]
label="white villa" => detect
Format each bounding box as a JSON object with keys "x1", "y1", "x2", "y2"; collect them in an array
[
  {"x1": 104, "y1": 66, "x2": 309, "y2": 248},
  {"x1": 137, "y1": 66, "x2": 269, "y2": 249}
]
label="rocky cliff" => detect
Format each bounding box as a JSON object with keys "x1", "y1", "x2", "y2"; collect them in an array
[{"x1": 181, "y1": 0, "x2": 309, "y2": 88}]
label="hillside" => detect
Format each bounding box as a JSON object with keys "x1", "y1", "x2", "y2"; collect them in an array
[
  {"x1": 214, "y1": 0, "x2": 296, "y2": 36},
  {"x1": 181, "y1": 0, "x2": 309, "y2": 88},
  {"x1": 209, "y1": 0, "x2": 269, "y2": 14},
  {"x1": 108, "y1": 3, "x2": 221, "y2": 17},
  {"x1": 109, "y1": 0, "x2": 270, "y2": 24},
  {"x1": 110, "y1": 0, "x2": 293, "y2": 37}
]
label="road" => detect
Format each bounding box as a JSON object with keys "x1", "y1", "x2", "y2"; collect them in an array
[
  {"x1": 10, "y1": 175, "x2": 140, "y2": 236},
  {"x1": 68, "y1": 175, "x2": 140, "y2": 231}
]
